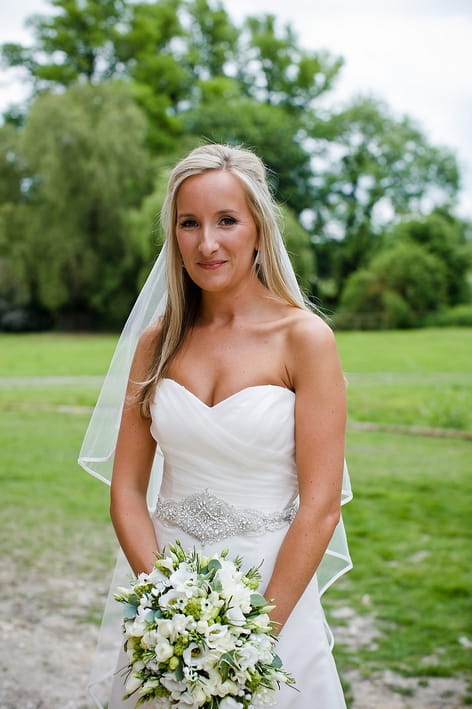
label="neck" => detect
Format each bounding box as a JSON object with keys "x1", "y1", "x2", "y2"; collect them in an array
[{"x1": 198, "y1": 277, "x2": 268, "y2": 325}]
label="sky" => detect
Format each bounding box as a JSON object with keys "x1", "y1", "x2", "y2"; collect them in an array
[{"x1": 1, "y1": 0, "x2": 471, "y2": 218}]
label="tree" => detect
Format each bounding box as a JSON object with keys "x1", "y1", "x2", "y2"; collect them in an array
[
  {"x1": 308, "y1": 97, "x2": 460, "y2": 295},
  {"x1": 1, "y1": 0, "x2": 126, "y2": 87},
  {"x1": 183, "y1": 93, "x2": 315, "y2": 214},
  {"x1": 389, "y1": 211, "x2": 471, "y2": 305},
  {"x1": 0, "y1": 82, "x2": 152, "y2": 327},
  {"x1": 336, "y1": 241, "x2": 448, "y2": 329},
  {"x1": 238, "y1": 14, "x2": 343, "y2": 109}
]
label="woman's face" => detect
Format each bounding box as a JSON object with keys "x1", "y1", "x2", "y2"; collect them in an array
[{"x1": 175, "y1": 170, "x2": 259, "y2": 294}]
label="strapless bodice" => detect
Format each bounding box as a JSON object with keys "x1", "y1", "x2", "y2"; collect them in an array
[{"x1": 150, "y1": 378, "x2": 298, "y2": 511}]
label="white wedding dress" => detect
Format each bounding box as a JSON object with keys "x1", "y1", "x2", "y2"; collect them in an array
[{"x1": 97, "y1": 378, "x2": 351, "y2": 709}]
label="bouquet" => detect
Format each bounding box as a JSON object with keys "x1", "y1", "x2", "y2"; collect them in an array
[{"x1": 114, "y1": 541, "x2": 295, "y2": 708}]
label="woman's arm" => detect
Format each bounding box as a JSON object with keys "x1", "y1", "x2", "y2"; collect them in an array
[
  {"x1": 264, "y1": 313, "x2": 346, "y2": 632},
  {"x1": 110, "y1": 325, "x2": 161, "y2": 575}
]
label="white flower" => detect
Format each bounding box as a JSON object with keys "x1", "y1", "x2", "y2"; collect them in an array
[
  {"x1": 142, "y1": 629, "x2": 159, "y2": 649},
  {"x1": 196, "y1": 619, "x2": 209, "y2": 634},
  {"x1": 237, "y1": 642, "x2": 261, "y2": 670},
  {"x1": 171, "y1": 612, "x2": 191, "y2": 637},
  {"x1": 220, "y1": 697, "x2": 242, "y2": 709},
  {"x1": 159, "y1": 587, "x2": 188, "y2": 609},
  {"x1": 156, "y1": 618, "x2": 174, "y2": 638},
  {"x1": 125, "y1": 615, "x2": 147, "y2": 637},
  {"x1": 217, "y1": 561, "x2": 252, "y2": 612},
  {"x1": 250, "y1": 634, "x2": 273, "y2": 664},
  {"x1": 169, "y1": 565, "x2": 199, "y2": 597},
  {"x1": 250, "y1": 613, "x2": 272, "y2": 633},
  {"x1": 125, "y1": 673, "x2": 142, "y2": 695},
  {"x1": 182, "y1": 642, "x2": 213, "y2": 670},
  {"x1": 189, "y1": 684, "x2": 208, "y2": 704},
  {"x1": 200, "y1": 592, "x2": 224, "y2": 620},
  {"x1": 226, "y1": 605, "x2": 246, "y2": 626},
  {"x1": 160, "y1": 675, "x2": 187, "y2": 696},
  {"x1": 176, "y1": 690, "x2": 199, "y2": 707},
  {"x1": 206, "y1": 624, "x2": 235, "y2": 652},
  {"x1": 148, "y1": 567, "x2": 168, "y2": 585},
  {"x1": 252, "y1": 686, "x2": 277, "y2": 707},
  {"x1": 154, "y1": 638, "x2": 174, "y2": 662}
]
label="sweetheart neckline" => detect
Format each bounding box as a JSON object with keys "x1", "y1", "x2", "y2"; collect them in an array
[{"x1": 160, "y1": 377, "x2": 295, "y2": 410}]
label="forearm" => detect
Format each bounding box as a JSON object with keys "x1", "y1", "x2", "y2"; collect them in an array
[
  {"x1": 264, "y1": 506, "x2": 340, "y2": 632},
  {"x1": 110, "y1": 488, "x2": 159, "y2": 575}
]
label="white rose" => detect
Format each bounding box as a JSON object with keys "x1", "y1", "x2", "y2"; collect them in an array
[
  {"x1": 154, "y1": 638, "x2": 173, "y2": 662},
  {"x1": 156, "y1": 618, "x2": 174, "y2": 638},
  {"x1": 126, "y1": 615, "x2": 147, "y2": 637},
  {"x1": 142, "y1": 629, "x2": 158, "y2": 649}
]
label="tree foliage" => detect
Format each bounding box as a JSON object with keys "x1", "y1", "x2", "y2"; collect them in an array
[
  {"x1": 309, "y1": 97, "x2": 460, "y2": 294},
  {"x1": 0, "y1": 0, "x2": 468, "y2": 329},
  {"x1": 0, "y1": 83, "x2": 152, "y2": 327}
]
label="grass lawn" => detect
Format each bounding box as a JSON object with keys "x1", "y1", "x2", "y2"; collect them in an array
[{"x1": 0, "y1": 328, "x2": 471, "y2": 701}]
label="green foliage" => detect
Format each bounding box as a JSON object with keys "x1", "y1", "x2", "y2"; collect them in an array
[
  {"x1": 0, "y1": 82, "x2": 152, "y2": 327},
  {"x1": 2, "y1": 0, "x2": 126, "y2": 86},
  {"x1": 184, "y1": 96, "x2": 315, "y2": 214},
  {"x1": 239, "y1": 14, "x2": 343, "y2": 109},
  {"x1": 389, "y1": 211, "x2": 471, "y2": 305},
  {"x1": 0, "y1": 0, "x2": 466, "y2": 326},
  {"x1": 425, "y1": 304, "x2": 472, "y2": 327},
  {"x1": 336, "y1": 241, "x2": 448, "y2": 329},
  {"x1": 310, "y1": 97, "x2": 460, "y2": 291},
  {"x1": 335, "y1": 270, "x2": 415, "y2": 330}
]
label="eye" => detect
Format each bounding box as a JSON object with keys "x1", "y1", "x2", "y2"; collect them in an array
[
  {"x1": 220, "y1": 216, "x2": 236, "y2": 226},
  {"x1": 179, "y1": 218, "x2": 198, "y2": 228}
]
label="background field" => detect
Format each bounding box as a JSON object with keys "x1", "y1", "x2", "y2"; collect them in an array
[{"x1": 0, "y1": 328, "x2": 471, "y2": 707}]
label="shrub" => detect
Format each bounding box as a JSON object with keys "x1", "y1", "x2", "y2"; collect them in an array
[{"x1": 424, "y1": 304, "x2": 472, "y2": 327}]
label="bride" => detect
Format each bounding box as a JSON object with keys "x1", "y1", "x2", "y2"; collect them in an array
[{"x1": 79, "y1": 143, "x2": 352, "y2": 708}]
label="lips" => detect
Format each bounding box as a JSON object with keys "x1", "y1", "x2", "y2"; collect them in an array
[{"x1": 197, "y1": 260, "x2": 227, "y2": 270}]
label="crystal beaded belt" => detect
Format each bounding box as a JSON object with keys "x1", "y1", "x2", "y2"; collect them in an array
[{"x1": 155, "y1": 489, "x2": 297, "y2": 545}]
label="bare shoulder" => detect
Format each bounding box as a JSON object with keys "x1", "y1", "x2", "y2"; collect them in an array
[
  {"x1": 283, "y1": 309, "x2": 341, "y2": 388},
  {"x1": 139, "y1": 316, "x2": 164, "y2": 349},
  {"x1": 286, "y1": 309, "x2": 336, "y2": 355},
  {"x1": 132, "y1": 316, "x2": 164, "y2": 373}
]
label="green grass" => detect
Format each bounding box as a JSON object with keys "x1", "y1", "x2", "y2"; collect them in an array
[
  {"x1": 0, "y1": 332, "x2": 117, "y2": 376},
  {"x1": 327, "y1": 430, "x2": 472, "y2": 681},
  {"x1": 336, "y1": 328, "x2": 472, "y2": 431},
  {"x1": 0, "y1": 329, "x2": 471, "y2": 700}
]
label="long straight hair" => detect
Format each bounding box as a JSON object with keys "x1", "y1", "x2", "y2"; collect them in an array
[{"x1": 138, "y1": 143, "x2": 312, "y2": 416}]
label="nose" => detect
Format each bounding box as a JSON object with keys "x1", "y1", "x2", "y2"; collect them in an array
[{"x1": 197, "y1": 224, "x2": 219, "y2": 257}]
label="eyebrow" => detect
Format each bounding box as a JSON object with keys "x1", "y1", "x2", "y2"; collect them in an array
[{"x1": 177, "y1": 209, "x2": 239, "y2": 218}]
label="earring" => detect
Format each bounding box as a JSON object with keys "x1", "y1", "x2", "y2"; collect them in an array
[{"x1": 254, "y1": 250, "x2": 261, "y2": 265}]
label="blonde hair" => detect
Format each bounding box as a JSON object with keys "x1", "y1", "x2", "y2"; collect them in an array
[{"x1": 139, "y1": 143, "x2": 311, "y2": 416}]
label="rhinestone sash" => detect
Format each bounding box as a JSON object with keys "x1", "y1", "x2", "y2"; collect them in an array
[{"x1": 154, "y1": 489, "x2": 298, "y2": 545}]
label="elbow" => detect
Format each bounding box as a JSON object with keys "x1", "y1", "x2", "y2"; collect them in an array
[
  {"x1": 297, "y1": 500, "x2": 341, "y2": 538},
  {"x1": 326, "y1": 506, "x2": 341, "y2": 536}
]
